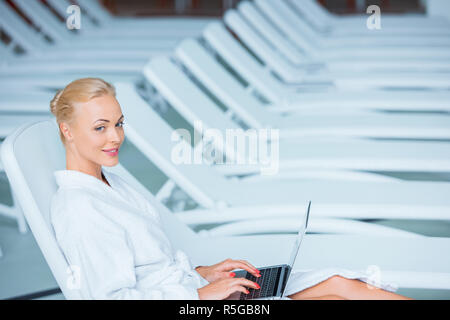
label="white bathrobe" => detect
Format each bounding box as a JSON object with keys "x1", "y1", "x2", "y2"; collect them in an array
[
  {"x1": 51, "y1": 169, "x2": 209, "y2": 299},
  {"x1": 51, "y1": 169, "x2": 396, "y2": 300}
]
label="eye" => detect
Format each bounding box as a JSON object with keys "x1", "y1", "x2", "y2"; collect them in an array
[
  {"x1": 116, "y1": 121, "x2": 125, "y2": 128},
  {"x1": 95, "y1": 126, "x2": 105, "y2": 132}
]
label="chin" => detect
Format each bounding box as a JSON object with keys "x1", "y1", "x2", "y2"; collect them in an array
[
  {"x1": 102, "y1": 157, "x2": 120, "y2": 167},
  {"x1": 103, "y1": 161, "x2": 119, "y2": 167}
]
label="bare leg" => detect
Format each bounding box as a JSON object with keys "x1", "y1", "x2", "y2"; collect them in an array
[
  {"x1": 288, "y1": 276, "x2": 412, "y2": 300},
  {"x1": 300, "y1": 295, "x2": 347, "y2": 300}
]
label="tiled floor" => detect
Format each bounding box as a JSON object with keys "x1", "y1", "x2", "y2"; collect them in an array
[{"x1": 1, "y1": 140, "x2": 450, "y2": 300}]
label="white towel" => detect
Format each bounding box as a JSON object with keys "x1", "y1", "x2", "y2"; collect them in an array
[{"x1": 283, "y1": 267, "x2": 398, "y2": 298}]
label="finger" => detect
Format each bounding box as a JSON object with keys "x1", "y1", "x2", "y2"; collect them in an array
[
  {"x1": 220, "y1": 259, "x2": 258, "y2": 274},
  {"x1": 221, "y1": 271, "x2": 235, "y2": 278},
  {"x1": 221, "y1": 270, "x2": 240, "y2": 279},
  {"x1": 231, "y1": 285, "x2": 250, "y2": 296},
  {"x1": 232, "y1": 278, "x2": 261, "y2": 290},
  {"x1": 236, "y1": 260, "x2": 259, "y2": 272},
  {"x1": 229, "y1": 260, "x2": 261, "y2": 278}
]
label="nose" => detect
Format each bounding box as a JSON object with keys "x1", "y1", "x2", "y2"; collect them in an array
[{"x1": 108, "y1": 126, "x2": 123, "y2": 144}]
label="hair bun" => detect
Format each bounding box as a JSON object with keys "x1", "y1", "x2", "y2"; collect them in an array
[{"x1": 50, "y1": 89, "x2": 64, "y2": 115}]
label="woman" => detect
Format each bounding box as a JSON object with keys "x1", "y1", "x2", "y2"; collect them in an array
[{"x1": 50, "y1": 78, "x2": 410, "y2": 300}]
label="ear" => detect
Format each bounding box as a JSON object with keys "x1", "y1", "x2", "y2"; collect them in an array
[{"x1": 60, "y1": 122, "x2": 74, "y2": 142}]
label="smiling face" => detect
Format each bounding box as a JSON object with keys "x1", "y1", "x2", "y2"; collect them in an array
[{"x1": 61, "y1": 94, "x2": 125, "y2": 170}]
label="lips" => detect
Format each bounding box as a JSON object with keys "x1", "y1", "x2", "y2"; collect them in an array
[{"x1": 102, "y1": 148, "x2": 119, "y2": 156}]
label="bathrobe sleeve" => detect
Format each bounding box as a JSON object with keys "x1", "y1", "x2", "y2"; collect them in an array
[{"x1": 61, "y1": 197, "x2": 202, "y2": 300}]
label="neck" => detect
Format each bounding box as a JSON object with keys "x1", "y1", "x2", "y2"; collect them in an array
[{"x1": 66, "y1": 151, "x2": 105, "y2": 185}]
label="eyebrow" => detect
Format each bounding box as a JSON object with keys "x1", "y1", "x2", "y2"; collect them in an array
[{"x1": 93, "y1": 115, "x2": 124, "y2": 125}]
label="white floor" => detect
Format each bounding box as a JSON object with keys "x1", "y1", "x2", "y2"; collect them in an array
[{"x1": 1, "y1": 140, "x2": 450, "y2": 300}]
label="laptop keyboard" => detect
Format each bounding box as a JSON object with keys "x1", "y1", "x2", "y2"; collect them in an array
[{"x1": 240, "y1": 267, "x2": 282, "y2": 300}]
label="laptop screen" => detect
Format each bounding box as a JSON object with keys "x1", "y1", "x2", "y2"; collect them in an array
[{"x1": 287, "y1": 201, "x2": 311, "y2": 270}]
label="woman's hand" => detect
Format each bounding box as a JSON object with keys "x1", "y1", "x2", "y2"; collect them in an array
[
  {"x1": 195, "y1": 259, "x2": 261, "y2": 283},
  {"x1": 197, "y1": 277, "x2": 261, "y2": 300}
]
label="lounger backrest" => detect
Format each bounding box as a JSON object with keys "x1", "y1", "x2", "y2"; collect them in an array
[
  {"x1": 1, "y1": 119, "x2": 199, "y2": 299},
  {"x1": 1, "y1": 120, "x2": 82, "y2": 299},
  {"x1": 237, "y1": 1, "x2": 305, "y2": 65},
  {"x1": 285, "y1": 0, "x2": 330, "y2": 31},
  {"x1": 223, "y1": 9, "x2": 299, "y2": 83},
  {"x1": 0, "y1": 0, "x2": 47, "y2": 53},
  {"x1": 115, "y1": 82, "x2": 231, "y2": 209},
  {"x1": 13, "y1": 0, "x2": 70, "y2": 43},
  {"x1": 301, "y1": 0, "x2": 333, "y2": 20},
  {"x1": 175, "y1": 38, "x2": 274, "y2": 128},
  {"x1": 76, "y1": 0, "x2": 113, "y2": 24},
  {"x1": 202, "y1": 22, "x2": 286, "y2": 103},
  {"x1": 254, "y1": 0, "x2": 318, "y2": 54},
  {"x1": 143, "y1": 56, "x2": 241, "y2": 135},
  {"x1": 259, "y1": 0, "x2": 319, "y2": 39},
  {"x1": 145, "y1": 56, "x2": 261, "y2": 163},
  {"x1": 45, "y1": 0, "x2": 73, "y2": 17}
]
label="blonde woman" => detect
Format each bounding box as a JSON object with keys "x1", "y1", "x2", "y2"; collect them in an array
[{"x1": 50, "y1": 78, "x2": 410, "y2": 300}]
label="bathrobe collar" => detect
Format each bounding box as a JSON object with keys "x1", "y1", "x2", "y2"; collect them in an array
[
  {"x1": 54, "y1": 168, "x2": 148, "y2": 214},
  {"x1": 54, "y1": 168, "x2": 123, "y2": 198},
  {"x1": 55, "y1": 168, "x2": 112, "y2": 188}
]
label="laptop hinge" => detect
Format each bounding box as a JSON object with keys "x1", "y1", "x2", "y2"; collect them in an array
[{"x1": 279, "y1": 266, "x2": 292, "y2": 297}]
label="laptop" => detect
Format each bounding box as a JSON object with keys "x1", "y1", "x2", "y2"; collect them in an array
[{"x1": 227, "y1": 201, "x2": 311, "y2": 300}]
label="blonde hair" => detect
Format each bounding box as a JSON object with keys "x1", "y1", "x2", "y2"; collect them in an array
[{"x1": 50, "y1": 78, "x2": 116, "y2": 143}]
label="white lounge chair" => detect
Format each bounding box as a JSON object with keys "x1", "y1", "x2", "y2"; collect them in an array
[
  {"x1": 0, "y1": 1, "x2": 161, "y2": 89},
  {"x1": 75, "y1": 0, "x2": 217, "y2": 31},
  {"x1": 10, "y1": 0, "x2": 179, "y2": 50},
  {"x1": 255, "y1": 0, "x2": 450, "y2": 64},
  {"x1": 114, "y1": 82, "x2": 450, "y2": 226},
  {"x1": 142, "y1": 56, "x2": 450, "y2": 175},
  {"x1": 0, "y1": 18, "x2": 145, "y2": 75},
  {"x1": 202, "y1": 22, "x2": 450, "y2": 113},
  {"x1": 0, "y1": 72, "x2": 140, "y2": 92},
  {"x1": 223, "y1": 9, "x2": 450, "y2": 89},
  {"x1": 174, "y1": 38, "x2": 450, "y2": 140},
  {"x1": 0, "y1": 9, "x2": 141, "y2": 89},
  {"x1": 238, "y1": 1, "x2": 450, "y2": 72},
  {"x1": 3, "y1": 119, "x2": 450, "y2": 296},
  {"x1": 255, "y1": 0, "x2": 450, "y2": 51},
  {"x1": 0, "y1": 86, "x2": 62, "y2": 234},
  {"x1": 288, "y1": 0, "x2": 450, "y2": 34},
  {"x1": 0, "y1": 1, "x2": 167, "y2": 62},
  {"x1": 0, "y1": 112, "x2": 51, "y2": 235},
  {"x1": 260, "y1": 0, "x2": 450, "y2": 44},
  {"x1": 46, "y1": 0, "x2": 215, "y2": 38},
  {"x1": 1, "y1": 117, "x2": 418, "y2": 240}
]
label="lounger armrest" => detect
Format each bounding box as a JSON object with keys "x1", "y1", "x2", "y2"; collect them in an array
[
  {"x1": 240, "y1": 170, "x2": 399, "y2": 183},
  {"x1": 264, "y1": 104, "x2": 371, "y2": 116},
  {"x1": 197, "y1": 217, "x2": 423, "y2": 238},
  {"x1": 176, "y1": 204, "x2": 450, "y2": 224},
  {"x1": 176, "y1": 205, "x2": 303, "y2": 225}
]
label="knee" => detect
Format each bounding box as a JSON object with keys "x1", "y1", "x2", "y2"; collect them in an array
[
  {"x1": 296, "y1": 294, "x2": 348, "y2": 300},
  {"x1": 323, "y1": 295, "x2": 347, "y2": 300},
  {"x1": 323, "y1": 275, "x2": 354, "y2": 291}
]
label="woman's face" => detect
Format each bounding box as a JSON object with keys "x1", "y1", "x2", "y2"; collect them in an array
[{"x1": 65, "y1": 94, "x2": 125, "y2": 168}]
